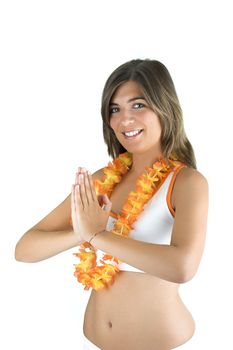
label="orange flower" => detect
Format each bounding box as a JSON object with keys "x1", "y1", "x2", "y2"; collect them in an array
[
  {"x1": 118, "y1": 152, "x2": 133, "y2": 167},
  {"x1": 111, "y1": 159, "x2": 128, "y2": 175},
  {"x1": 121, "y1": 202, "x2": 144, "y2": 221},
  {"x1": 74, "y1": 271, "x2": 93, "y2": 290},
  {"x1": 101, "y1": 254, "x2": 120, "y2": 264},
  {"x1": 127, "y1": 191, "x2": 151, "y2": 203},
  {"x1": 113, "y1": 217, "x2": 132, "y2": 236},
  {"x1": 103, "y1": 168, "x2": 122, "y2": 183},
  {"x1": 136, "y1": 177, "x2": 155, "y2": 193},
  {"x1": 94, "y1": 180, "x2": 114, "y2": 196}
]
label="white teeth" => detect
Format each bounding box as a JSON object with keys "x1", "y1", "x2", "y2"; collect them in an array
[{"x1": 123, "y1": 129, "x2": 142, "y2": 137}]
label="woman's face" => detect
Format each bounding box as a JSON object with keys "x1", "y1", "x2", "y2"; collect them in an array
[{"x1": 109, "y1": 80, "x2": 163, "y2": 156}]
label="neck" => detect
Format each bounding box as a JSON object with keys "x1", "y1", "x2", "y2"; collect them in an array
[{"x1": 129, "y1": 151, "x2": 166, "y2": 176}]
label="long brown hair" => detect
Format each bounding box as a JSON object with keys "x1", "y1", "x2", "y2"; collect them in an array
[{"x1": 101, "y1": 59, "x2": 197, "y2": 169}]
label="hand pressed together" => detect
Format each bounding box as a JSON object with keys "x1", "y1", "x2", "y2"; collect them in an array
[{"x1": 71, "y1": 167, "x2": 112, "y2": 242}]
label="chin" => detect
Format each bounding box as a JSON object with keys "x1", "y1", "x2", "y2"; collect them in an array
[{"x1": 121, "y1": 145, "x2": 148, "y2": 155}]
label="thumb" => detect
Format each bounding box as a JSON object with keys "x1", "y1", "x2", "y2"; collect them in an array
[{"x1": 102, "y1": 194, "x2": 112, "y2": 212}]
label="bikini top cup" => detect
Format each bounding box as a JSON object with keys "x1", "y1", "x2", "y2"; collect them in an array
[{"x1": 95, "y1": 165, "x2": 186, "y2": 273}]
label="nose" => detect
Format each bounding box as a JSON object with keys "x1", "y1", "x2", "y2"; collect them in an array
[
  {"x1": 119, "y1": 108, "x2": 135, "y2": 127},
  {"x1": 120, "y1": 118, "x2": 135, "y2": 127}
]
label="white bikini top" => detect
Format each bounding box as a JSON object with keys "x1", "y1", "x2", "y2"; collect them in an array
[{"x1": 95, "y1": 165, "x2": 186, "y2": 273}]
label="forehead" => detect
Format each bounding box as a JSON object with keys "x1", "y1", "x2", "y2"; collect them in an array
[{"x1": 111, "y1": 81, "x2": 144, "y2": 103}]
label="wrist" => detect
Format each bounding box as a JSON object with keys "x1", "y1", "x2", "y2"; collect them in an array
[
  {"x1": 88, "y1": 229, "x2": 106, "y2": 244},
  {"x1": 70, "y1": 229, "x2": 85, "y2": 245}
]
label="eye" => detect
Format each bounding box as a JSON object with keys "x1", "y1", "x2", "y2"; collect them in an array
[
  {"x1": 109, "y1": 106, "x2": 119, "y2": 114},
  {"x1": 133, "y1": 103, "x2": 145, "y2": 109}
]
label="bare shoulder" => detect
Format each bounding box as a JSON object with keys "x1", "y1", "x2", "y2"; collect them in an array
[
  {"x1": 174, "y1": 166, "x2": 208, "y2": 193},
  {"x1": 172, "y1": 167, "x2": 209, "y2": 213},
  {"x1": 177, "y1": 166, "x2": 208, "y2": 185},
  {"x1": 172, "y1": 166, "x2": 209, "y2": 210},
  {"x1": 92, "y1": 167, "x2": 105, "y2": 180}
]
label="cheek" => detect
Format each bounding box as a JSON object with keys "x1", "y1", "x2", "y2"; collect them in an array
[
  {"x1": 147, "y1": 114, "x2": 162, "y2": 130},
  {"x1": 109, "y1": 117, "x2": 117, "y2": 130}
]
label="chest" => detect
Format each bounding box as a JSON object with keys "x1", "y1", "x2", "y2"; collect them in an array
[
  {"x1": 109, "y1": 174, "x2": 138, "y2": 215},
  {"x1": 109, "y1": 172, "x2": 176, "y2": 216}
]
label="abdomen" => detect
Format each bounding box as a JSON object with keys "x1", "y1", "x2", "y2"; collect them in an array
[{"x1": 83, "y1": 272, "x2": 195, "y2": 350}]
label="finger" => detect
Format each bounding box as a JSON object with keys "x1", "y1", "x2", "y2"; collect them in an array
[
  {"x1": 71, "y1": 184, "x2": 76, "y2": 215},
  {"x1": 87, "y1": 171, "x2": 98, "y2": 202},
  {"x1": 80, "y1": 168, "x2": 89, "y2": 204},
  {"x1": 82, "y1": 169, "x2": 91, "y2": 205},
  {"x1": 71, "y1": 184, "x2": 79, "y2": 219},
  {"x1": 75, "y1": 183, "x2": 84, "y2": 213},
  {"x1": 83, "y1": 171, "x2": 95, "y2": 204},
  {"x1": 97, "y1": 194, "x2": 104, "y2": 207},
  {"x1": 78, "y1": 173, "x2": 88, "y2": 208},
  {"x1": 102, "y1": 194, "x2": 112, "y2": 212},
  {"x1": 102, "y1": 194, "x2": 111, "y2": 204},
  {"x1": 75, "y1": 167, "x2": 82, "y2": 184}
]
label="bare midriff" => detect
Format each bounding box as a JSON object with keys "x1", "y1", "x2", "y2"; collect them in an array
[{"x1": 83, "y1": 271, "x2": 195, "y2": 350}]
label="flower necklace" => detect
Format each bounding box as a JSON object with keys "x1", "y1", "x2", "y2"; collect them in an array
[{"x1": 73, "y1": 152, "x2": 185, "y2": 292}]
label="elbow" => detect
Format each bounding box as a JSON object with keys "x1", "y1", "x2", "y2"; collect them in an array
[
  {"x1": 178, "y1": 270, "x2": 195, "y2": 284},
  {"x1": 14, "y1": 243, "x2": 26, "y2": 262},
  {"x1": 14, "y1": 242, "x2": 34, "y2": 263},
  {"x1": 177, "y1": 260, "x2": 198, "y2": 284}
]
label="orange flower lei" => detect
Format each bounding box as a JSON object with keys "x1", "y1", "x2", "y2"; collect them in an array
[{"x1": 73, "y1": 152, "x2": 185, "y2": 291}]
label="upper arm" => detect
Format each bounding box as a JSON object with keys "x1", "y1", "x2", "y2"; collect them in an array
[
  {"x1": 30, "y1": 168, "x2": 105, "y2": 232},
  {"x1": 170, "y1": 167, "x2": 209, "y2": 280}
]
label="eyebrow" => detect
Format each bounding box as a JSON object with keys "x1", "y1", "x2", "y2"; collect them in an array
[{"x1": 109, "y1": 96, "x2": 146, "y2": 106}]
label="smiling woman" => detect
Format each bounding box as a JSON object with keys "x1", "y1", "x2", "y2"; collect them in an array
[
  {"x1": 108, "y1": 80, "x2": 163, "y2": 157},
  {"x1": 15, "y1": 59, "x2": 208, "y2": 350}
]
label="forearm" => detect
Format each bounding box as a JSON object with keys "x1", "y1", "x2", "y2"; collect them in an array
[
  {"x1": 15, "y1": 229, "x2": 83, "y2": 263},
  {"x1": 91, "y1": 230, "x2": 189, "y2": 283}
]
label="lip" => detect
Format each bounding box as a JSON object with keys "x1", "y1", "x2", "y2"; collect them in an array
[
  {"x1": 121, "y1": 128, "x2": 143, "y2": 134},
  {"x1": 122, "y1": 129, "x2": 144, "y2": 139}
]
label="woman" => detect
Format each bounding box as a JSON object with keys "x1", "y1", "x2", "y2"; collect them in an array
[{"x1": 15, "y1": 59, "x2": 209, "y2": 350}]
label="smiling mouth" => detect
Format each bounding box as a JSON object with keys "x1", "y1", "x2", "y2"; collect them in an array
[{"x1": 122, "y1": 129, "x2": 143, "y2": 139}]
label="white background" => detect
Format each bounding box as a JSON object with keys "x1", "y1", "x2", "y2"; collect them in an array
[{"x1": 0, "y1": 0, "x2": 232, "y2": 349}]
